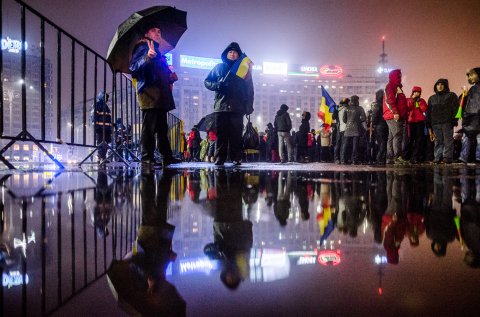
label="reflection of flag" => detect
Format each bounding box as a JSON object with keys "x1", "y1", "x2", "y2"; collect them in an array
[
  {"x1": 317, "y1": 207, "x2": 335, "y2": 243},
  {"x1": 455, "y1": 91, "x2": 466, "y2": 119},
  {"x1": 317, "y1": 86, "x2": 337, "y2": 131},
  {"x1": 229, "y1": 53, "x2": 253, "y2": 79}
]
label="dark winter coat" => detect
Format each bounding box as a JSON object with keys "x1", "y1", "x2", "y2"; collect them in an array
[
  {"x1": 383, "y1": 69, "x2": 408, "y2": 121},
  {"x1": 91, "y1": 91, "x2": 113, "y2": 133},
  {"x1": 274, "y1": 108, "x2": 292, "y2": 132},
  {"x1": 462, "y1": 83, "x2": 480, "y2": 135},
  {"x1": 426, "y1": 79, "x2": 459, "y2": 127},
  {"x1": 297, "y1": 118, "x2": 311, "y2": 147},
  {"x1": 129, "y1": 41, "x2": 176, "y2": 111},
  {"x1": 372, "y1": 90, "x2": 387, "y2": 129},
  {"x1": 343, "y1": 105, "x2": 366, "y2": 137},
  {"x1": 204, "y1": 43, "x2": 254, "y2": 115}
]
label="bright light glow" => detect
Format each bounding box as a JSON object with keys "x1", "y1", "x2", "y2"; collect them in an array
[
  {"x1": 319, "y1": 65, "x2": 343, "y2": 77},
  {"x1": 263, "y1": 62, "x2": 288, "y2": 75},
  {"x1": 18, "y1": 79, "x2": 24, "y2": 85},
  {"x1": 256, "y1": 116, "x2": 262, "y2": 122}
]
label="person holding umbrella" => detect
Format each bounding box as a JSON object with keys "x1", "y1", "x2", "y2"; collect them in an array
[
  {"x1": 129, "y1": 26, "x2": 181, "y2": 168},
  {"x1": 204, "y1": 42, "x2": 254, "y2": 166}
]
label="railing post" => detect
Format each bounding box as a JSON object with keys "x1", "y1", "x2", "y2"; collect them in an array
[
  {"x1": 21, "y1": 5, "x2": 27, "y2": 134},
  {"x1": 41, "y1": 19, "x2": 46, "y2": 140},
  {"x1": 71, "y1": 40, "x2": 75, "y2": 144}
]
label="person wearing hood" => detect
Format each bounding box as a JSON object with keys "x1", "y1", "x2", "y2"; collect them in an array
[
  {"x1": 341, "y1": 96, "x2": 365, "y2": 164},
  {"x1": 406, "y1": 86, "x2": 428, "y2": 164},
  {"x1": 371, "y1": 90, "x2": 388, "y2": 164},
  {"x1": 297, "y1": 111, "x2": 311, "y2": 162},
  {"x1": 426, "y1": 79, "x2": 459, "y2": 164},
  {"x1": 333, "y1": 98, "x2": 349, "y2": 164},
  {"x1": 274, "y1": 104, "x2": 294, "y2": 163},
  {"x1": 383, "y1": 69, "x2": 409, "y2": 165},
  {"x1": 204, "y1": 42, "x2": 254, "y2": 166},
  {"x1": 90, "y1": 91, "x2": 113, "y2": 162},
  {"x1": 460, "y1": 68, "x2": 480, "y2": 164}
]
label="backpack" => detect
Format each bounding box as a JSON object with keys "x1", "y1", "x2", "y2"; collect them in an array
[{"x1": 243, "y1": 117, "x2": 259, "y2": 150}]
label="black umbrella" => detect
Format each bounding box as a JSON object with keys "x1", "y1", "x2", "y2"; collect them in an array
[
  {"x1": 107, "y1": 6, "x2": 187, "y2": 73},
  {"x1": 196, "y1": 113, "x2": 216, "y2": 132}
]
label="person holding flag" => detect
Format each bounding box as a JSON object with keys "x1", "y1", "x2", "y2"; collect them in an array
[
  {"x1": 460, "y1": 67, "x2": 480, "y2": 164},
  {"x1": 204, "y1": 42, "x2": 254, "y2": 166},
  {"x1": 318, "y1": 86, "x2": 337, "y2": 132}
]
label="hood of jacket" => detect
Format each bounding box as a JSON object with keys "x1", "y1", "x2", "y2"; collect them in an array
[
  {"x1": 389, "y1": 69, "x2": 402, "y2": 87},
  {"x1": 276, "y1": 104, "x2": 289, "y2": 116},
  {"x1": 221, "y1": 42, "x2": 243, "y2": 63},
  {"x1": 434, "y1": 79, "x2": 450, "y2": 94},
  {"x1": 97, "y1": 91, "x2": 107, "y2": 103},
  {"x1": 411, "y1": 86, "x2": 422, "y2": 96}
]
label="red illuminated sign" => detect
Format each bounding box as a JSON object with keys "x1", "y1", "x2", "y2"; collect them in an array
[
  {"x1": 317, "y1": 250, "x2": 341, "y2": 266},
  {"x1": 319, "y1": 65, "x2": 343, "y2": 77}
]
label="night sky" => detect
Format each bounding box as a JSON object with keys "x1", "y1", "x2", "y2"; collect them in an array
[{"x1": 23, "y1": 0, "x2": 480, "y2": 97}]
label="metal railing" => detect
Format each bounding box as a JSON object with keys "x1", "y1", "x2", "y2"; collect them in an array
[{"x1": 0, "y1": 0, "x2": 183, "y2": 169}]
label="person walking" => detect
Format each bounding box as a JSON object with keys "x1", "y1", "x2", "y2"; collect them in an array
[
  {"x1": 426, "y1": 79, "x2": 459, "y2": 164},
  {"x1": 129, "y1": 26, "x2": 181, "y2": 168},
  {"x1": 274, "y1": 104, "x2": 294, "y2": 163},
  {"x1": 204, "y1": 42, "x2": 254, "y2": 166}
]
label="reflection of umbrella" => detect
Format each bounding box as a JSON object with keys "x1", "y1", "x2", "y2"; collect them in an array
[
  {"x1": 195, "y1": 113, "x2": 216, "y2": 132},
  {"x1": 107, "y1": 260, "x2": 186, "y2": 316},
  {"x1": 107, "y1": 6, "x2": 187, "y2": 73}
]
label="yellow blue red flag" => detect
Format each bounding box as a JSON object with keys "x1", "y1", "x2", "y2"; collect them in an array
[
  {"x1": 230, "y1": 53, "x2": 253, "y2": 79},
  {"x1": 317, "y1": 86, "x2": 337, "y2": 131}
]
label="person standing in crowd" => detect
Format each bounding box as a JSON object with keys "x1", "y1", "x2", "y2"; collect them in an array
[
  {"x1": 341, "y1": 96, "x2": 365, "y2": 164},
  {"x1": 274, "y1": 104, "x2": 294, "y2": 163},
  {"x1": 460, "y1": 68, "x2": 480, "y2": 164},
  {"x1": 91, "y1": 91, "x2": 113, "y2": 163},
  {"x1": 334, "y1": 98, "x2": 349, "y2": 164},
  {"x1": 319, "y1": 126, "x2": 332, "y2": 162},
  {"x1": 406, "y1": 86, "x2": 428, "y2": 164},
  {"x1": 129, "y1": 26, "x2": 181, "y2": 168},
  {"x1": 383, "y1": 69, "x2": 408, "y2": 165},
  {"x1": 187, "y1": 126, "x2": 201, "y2": 162},
  {"x1": 426, "y1": 79, "x2": 459, "y2": 164},
  {"x1": 204, "y1": 42, "x2": 254, "y2": 166},
  {"x1": 265, "y1": 123, "x2": 278, "y2": 162},
  {"x1": 207, "y1": 129, "x2": 217, "y2": 163},
  {"x1": 308, "y1": 129, "x2": 317, "y2": 162},
  {"x1": 371, "y1": 90, "x2": 388, "y2": 165},
  {"x1": 297, "y1": 111, "x2": 311, "y2": 163}
]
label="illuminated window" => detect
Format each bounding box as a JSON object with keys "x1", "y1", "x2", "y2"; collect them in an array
[
  {"x1": 13, "y1": 144, "x2": 20, "y2": 151},
  {"x1": 23, "y1": 144, "x2": 29, "y2": 151}
]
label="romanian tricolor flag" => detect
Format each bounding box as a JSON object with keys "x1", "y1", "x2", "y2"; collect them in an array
[
  {"x1": 317, "y1": 207, "x2": 335, "y2": 244},
  {"x1": 229, "y1": 53, "x2": 253, "y2": 79},
  {"x1": 317, "y1": 86, "x2": 337, "y2": 131}
]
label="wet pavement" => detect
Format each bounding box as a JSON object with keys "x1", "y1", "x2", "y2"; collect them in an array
[{"x1": 1, "y1": 164, "x2": 480, "y2": 316}]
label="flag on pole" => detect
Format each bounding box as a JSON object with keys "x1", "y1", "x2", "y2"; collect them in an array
[
  {"x1": 317, "y1": 86, "x2": 337, "y2": 131},
  {"x1": 229, "y1": 53, "x2": 253, "y2": 80}
]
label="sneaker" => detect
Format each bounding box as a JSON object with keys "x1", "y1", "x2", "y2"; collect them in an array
[
  {"x1": 334, "y1": 160, "x2": 340, "y2": 164},
  {"x1": 395, "y1": 156, "x2": 408, "y2": 164},
  {"x1": 280, "y1": 160, "x2": 287, "y2": 164}
]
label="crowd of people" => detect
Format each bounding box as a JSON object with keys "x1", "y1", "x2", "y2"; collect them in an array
[{"x1": 120, "y1": 24, "x2": 480, "y2": 168}]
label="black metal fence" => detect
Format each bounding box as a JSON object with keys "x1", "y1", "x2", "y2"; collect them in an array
[{"x1": 0, "y1": 0, "x2": 183, "y2": 169}]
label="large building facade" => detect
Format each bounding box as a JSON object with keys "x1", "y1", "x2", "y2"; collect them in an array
[{"x1": 168, "y1": 52, "x2": 388, "y2": 132}]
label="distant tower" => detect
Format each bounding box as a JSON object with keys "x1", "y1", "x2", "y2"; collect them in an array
[{"x1": 379, "y1": 36, "x2": 388, "y2": 72}]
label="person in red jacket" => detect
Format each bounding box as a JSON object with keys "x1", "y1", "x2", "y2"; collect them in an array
[
  {"x1": 383, "y1": 69, "x2": 408, "y2": 164},
  {"x1": 406, "y1": 86, "x2": 428, "y2": 163}
]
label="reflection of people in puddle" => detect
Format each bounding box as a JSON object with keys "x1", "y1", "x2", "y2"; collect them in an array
[
  {"x1": 274, "y1": 171, "x2": 292, "y2": 226},
  {"x1": 460, "y1": 178, "x2": 480, "y2": 268},
  {"x1": 107, "y1": 170, "x2": 185, "y2": 316},
  {"x1": 382, "y1": 172, "x2": 408, "y2": 264},
  {"x1": 203, "y1": 170, "x2": 253, "y2": 290},
  {"x1": 294, "y1": 174, "x2": 310, "y2": 221},
  {"x1": 425, "y1": 171, "x2": 456, "y2": 257},
  {"x1": 93, "y1": 170, "x2": 113, "y2": 238}
]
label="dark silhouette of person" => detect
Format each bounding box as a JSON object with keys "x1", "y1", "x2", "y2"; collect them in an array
[
  {"x1": 273, "y1": 171, "x2": 292, "y2": 226},
  {"x1": 460, "y1": 178, "x2": 480, "y2": 268}
]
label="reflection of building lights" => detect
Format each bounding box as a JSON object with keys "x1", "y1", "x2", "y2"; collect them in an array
[
  {"x1": 297, "y1": 256, "x2": 316, "y2": 265},
  {"x1": 179, "y1": 257, "x2": 216, "y2": 275},
  {"x1": 374, "y1": 255, "x2": 388, "y2": 264},
  {"x1": 318, "y1": 250, "x2": 341, "y2": 266},
  {"x1": 3, "y1": 271, "x2": 29, "y2": 288},
  {"x1": 13, "y1": 231, "x2": 36, "y2": 257}
]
